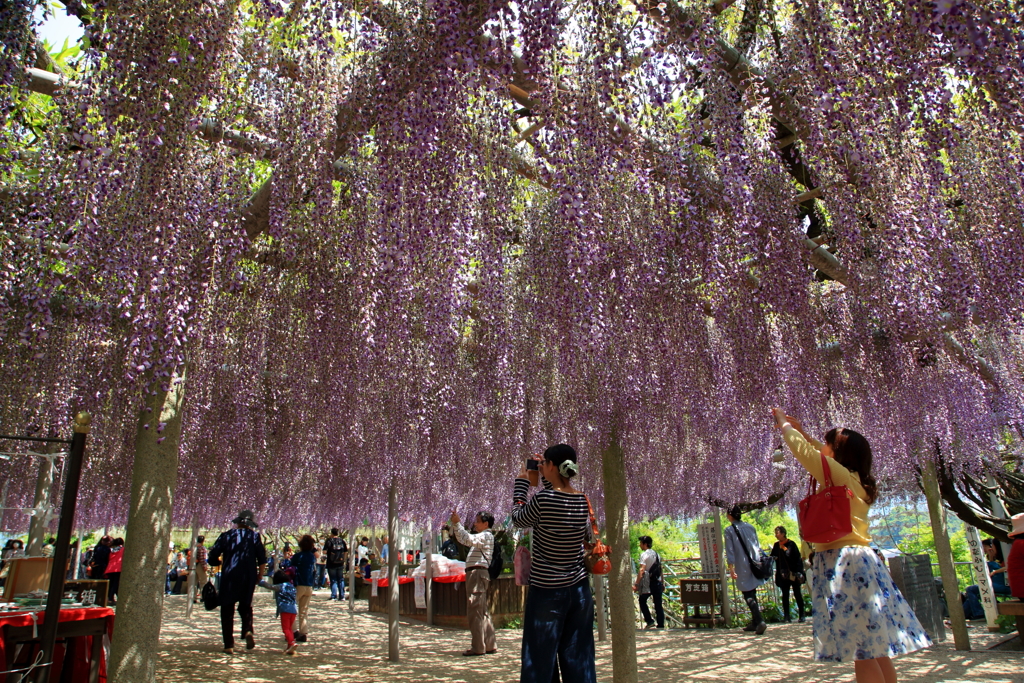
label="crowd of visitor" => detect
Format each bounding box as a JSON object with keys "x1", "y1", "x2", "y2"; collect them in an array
[{"x1": 2, "y1": 421, "x2": 1023, "y2": 683}]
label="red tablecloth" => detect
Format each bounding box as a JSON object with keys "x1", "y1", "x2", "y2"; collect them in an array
[
  {"x1": 375, "y1": 573, "x2": 465, "y2": 588},
  {"x1": 0, "y1": 607, "x2": 114, "y2": 683}
]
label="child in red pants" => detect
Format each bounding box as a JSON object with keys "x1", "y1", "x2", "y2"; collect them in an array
[{"x1": 259, "y1": 570, "x2": 299, "y2": 654}]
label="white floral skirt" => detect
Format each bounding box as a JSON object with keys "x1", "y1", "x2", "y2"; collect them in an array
[{"x1": 810, "y1": 546, "x2": 932, "y2": 662}]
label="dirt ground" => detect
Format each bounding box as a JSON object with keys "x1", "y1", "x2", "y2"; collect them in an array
[{"x1": 154, "y1": 591, "x2": 1023, "y2": 682}]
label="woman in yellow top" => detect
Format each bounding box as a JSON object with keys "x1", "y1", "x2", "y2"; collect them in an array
[{"x1": 772, "y1": 408, "x2": 931, "y2": 683}]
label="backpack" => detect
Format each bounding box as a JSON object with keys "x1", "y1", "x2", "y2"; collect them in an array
[
  {"x1": 326, "y1": 538, "x2": 345, "y2": 565},
  {"x1": 487, "y1": 536, "x2": 504, "y2": 580},
  {"x1": 201, "y1": 579, "x2": 219, "y2": 611},
  {"x1": 648, "y1": 551, "x2": 664, "y2": 591},
  {"x1": 440, "y1": 539, "x2": 459, "y2": 560}
]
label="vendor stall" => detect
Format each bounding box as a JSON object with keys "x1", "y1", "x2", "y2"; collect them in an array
[
  {"x1": 368, "y1": 574, "x2": 525, "y2": 629},
  {"x1": 0, "y1": 606, "x2": 113, "y2": 683}
]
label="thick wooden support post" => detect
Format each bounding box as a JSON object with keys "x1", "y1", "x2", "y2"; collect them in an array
[
  {"x1": 600, "y1": 434, "x2": 638, "y2": 683},
  {"x1": 921, "y1": 458, "x2": 970, "y2": 651},
  {"x1": 388, "y1": 481, "x2": 400, "y2": 661},
  {"x1": 108, "y1": 368, "x2": 188, "y2": 683}
]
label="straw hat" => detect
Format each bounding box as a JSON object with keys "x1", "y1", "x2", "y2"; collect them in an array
[{"x1": 1009, "y1": 512, "x2": 1024, "y2": 538}]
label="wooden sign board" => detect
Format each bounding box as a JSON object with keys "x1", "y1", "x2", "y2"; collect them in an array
[
  {"x1": 64, "y1": 580, "x2": 109, "y2": 608},
  {"x1": 697, "y1": 523, "x2": 721, "y2": 576},
  {"x1": 888, "y1": 554, "x2": 944, "y2": 642},
  {"x1": 679, "y1": 579, "x2": 717, "y2": 605}
]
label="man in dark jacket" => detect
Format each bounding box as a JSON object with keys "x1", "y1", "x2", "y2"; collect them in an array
[
  {"x1": 208, "y1": 510, "x2": 267, "y2": 653},
  {"x1": 323, "y1": 528, "x2": 348, "y2": 601}
]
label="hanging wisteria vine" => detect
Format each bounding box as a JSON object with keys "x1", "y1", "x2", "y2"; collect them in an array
[{"x1": 1, "y1": 0, "x2": 1022, "y2": 533}]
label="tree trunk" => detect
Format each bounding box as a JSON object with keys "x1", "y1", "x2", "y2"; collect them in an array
[
  {"x1": 388, "y1": 480, "x2": 400, "y2": 661},
  {"x1": 185, "y1": 513, "x2": 200, "y2": 619},
  {"x1": 425, "y1": 526, "x2": 434, "y2": 626},
  {"x1": 713, "y1": 508, "x2": 731, "y2": 624},
  {"x1": 921, "y1": 457, "x2": 970, "y2": 651},
  {"x1": 26, "y1": 456, "x2": 53, "y2": 555},
  {"x1": 108, "y1": 366, "x2": 188, "y2": 683},
  {"x1": 600, "y1": 433, "x2": 638, "y2": 683}
]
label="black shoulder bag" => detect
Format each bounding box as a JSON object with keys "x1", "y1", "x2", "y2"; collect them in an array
[{"x1": 730, "y1": 525, "x2": 774, "y2": 581}]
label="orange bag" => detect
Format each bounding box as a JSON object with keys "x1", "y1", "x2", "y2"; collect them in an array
[{"x1": 583, "y1": 495, "x2": 611, "y2": 575}]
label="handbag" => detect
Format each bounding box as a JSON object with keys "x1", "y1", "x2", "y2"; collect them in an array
[
  {"x1": 798, "y1": 453, "x2": 854, "y2": 544},
  {"x1": 513, "y1": 545, "x2": 531, "y2": 586},
  {"x1": 583, "y1": 495, "x2": 612, "y2": 575},
  {"x1": 729, "y1": 525, "x2": 774, "y2": 581},
  {"x1": 201, "y1": 578, "x2": 220, "y2": 611}
]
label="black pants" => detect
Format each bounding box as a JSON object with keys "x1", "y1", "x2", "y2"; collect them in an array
[
  {"x1": 742, "y1": 589, "x2": 762, "y2": 626},
  {"x1": 220, "y1": 585, "x2": 256, "y2": 648},
  {"x1": 778, "y1": 579, "x2": 805, "y2": 620},
  {"x1": 639, "y1": 588, "x2": 665, "y2": 628},
  {"x1": 106, "y1": 572, "x2": 121, "y2": 602}
]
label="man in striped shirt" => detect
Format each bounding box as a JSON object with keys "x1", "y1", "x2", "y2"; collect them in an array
[{"x1": 451, "y1": 510, "x2": 497, "y2": 656}]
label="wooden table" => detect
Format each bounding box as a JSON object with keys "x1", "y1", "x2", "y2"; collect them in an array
[{"x1": 0, "y1": 607, "x2": 113, "y2": 683}]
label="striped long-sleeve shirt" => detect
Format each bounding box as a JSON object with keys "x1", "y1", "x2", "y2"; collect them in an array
[
  {"x1": 510, "y1": 477, "x2": 589, "y2": 588},
  {"x1": 451, "y1": 522, "x2": 494, "y2": 569}
]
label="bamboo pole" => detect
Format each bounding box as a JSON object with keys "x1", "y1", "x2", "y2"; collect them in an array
[{"x1": 920, "y1": 457, "x2": 970, "y2": 651}]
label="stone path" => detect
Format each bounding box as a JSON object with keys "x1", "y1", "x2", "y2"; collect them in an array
[{"x1": 154, "y1": 592, "x2": 1023, "y2": 682}]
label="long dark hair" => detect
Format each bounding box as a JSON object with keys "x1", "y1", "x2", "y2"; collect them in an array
[{"x1": 824, "y1": 427, "x2": 878, "y2": 504}]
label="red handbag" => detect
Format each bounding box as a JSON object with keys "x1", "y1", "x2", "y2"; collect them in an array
[
  {"x1": 798, "y1": 454, "x2": 854, "y2": 544},
  {"x1": 583, "y1": 495, "x2": 612, "y2": 575}
]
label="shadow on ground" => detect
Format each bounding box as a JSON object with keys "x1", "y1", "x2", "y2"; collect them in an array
[{"x1": 154, "y1": 593, "x2": 1024, "y2": 682}]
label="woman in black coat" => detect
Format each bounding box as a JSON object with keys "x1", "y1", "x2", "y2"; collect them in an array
[
  {"x1": 89, "y1": 536, "x2": 113, "y2": 579},
  {"x1": 769, "y1": 526, "x2": 806, "y2": 622}
]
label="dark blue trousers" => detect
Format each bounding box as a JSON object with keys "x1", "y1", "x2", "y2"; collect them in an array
[{"x1": 521, "y1": 577, "x2": 596, "y2": 683}]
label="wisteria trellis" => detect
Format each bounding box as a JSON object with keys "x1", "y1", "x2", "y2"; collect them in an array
[{"x1": 1, "y1": 0, "x2": 1022, "y2": 532}]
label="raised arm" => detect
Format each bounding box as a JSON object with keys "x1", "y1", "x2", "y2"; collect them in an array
[
  {"x1": 773, "y1": 408, "x2": 857, "y2": 489},
  {"x1": 510, "y1": 478, "x2": 543, "y2": 529},
  {"x1": 450, "y1": 518, "x2": 487, "y2": 550}
]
